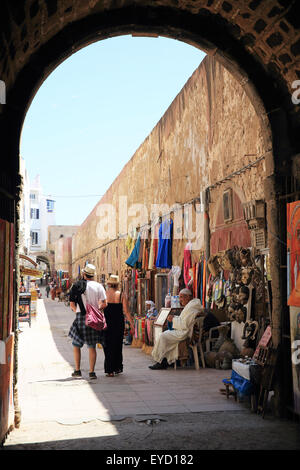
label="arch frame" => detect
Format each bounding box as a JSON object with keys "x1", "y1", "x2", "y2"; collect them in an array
[{"x1": 0, "y1": 2, "x2": 295, "y2": 417}]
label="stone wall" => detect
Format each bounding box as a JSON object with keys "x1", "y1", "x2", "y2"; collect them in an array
[
  {"x1": 72, "y1": 55, "x2": 268, "y2": 280},
  {"x1": 54, "y1": 236, "x2": 72, "y2": 275},
  {"x1": 47, "y1": 225, "x2": 79, "y2": 252}
]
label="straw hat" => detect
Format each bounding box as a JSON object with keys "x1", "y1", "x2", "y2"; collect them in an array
[
  {"x1": 107, "y1": 274, "x2": 119, "y2": 285},
  {"x1": 82, "y1": 264, "x2": 96, "y2": 277}
]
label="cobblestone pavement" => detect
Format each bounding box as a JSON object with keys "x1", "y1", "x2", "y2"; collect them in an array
[{"x1": 2, "y1": 291, "x2": 300, "y2": 451}]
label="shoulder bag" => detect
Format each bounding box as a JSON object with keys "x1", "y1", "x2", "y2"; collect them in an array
[{"x1": 83, "y1": 289, "x2": 107, "y2": 331}]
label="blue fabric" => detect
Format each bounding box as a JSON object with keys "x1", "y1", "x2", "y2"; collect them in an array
[
  {"x1": 125, "y1": 234, "x2": 141, "y2": 267},
  {"x1": 156, "y1": 219, "x2": 173, "y2": 268},
  {"x1": 223, "y1": 370, "x2": 254, "y2": 396}
]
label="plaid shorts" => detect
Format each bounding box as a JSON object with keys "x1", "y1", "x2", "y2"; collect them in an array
[{"x1": 68, "y1": 312, "x2": 104, "y2": 348}]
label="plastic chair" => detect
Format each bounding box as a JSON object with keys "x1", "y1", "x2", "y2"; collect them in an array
[{"x1": 205, "y1": 326, "x2": 220, "y2": 352}]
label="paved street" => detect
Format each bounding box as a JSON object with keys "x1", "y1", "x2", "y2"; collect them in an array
[{"x1": 3, "y1": 290, "x2": 300, "y2": 451}]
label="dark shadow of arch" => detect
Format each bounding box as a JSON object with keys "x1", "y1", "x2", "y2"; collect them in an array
[{"x1": 4, "y1": 4, "x2": 289, "y2": 172}]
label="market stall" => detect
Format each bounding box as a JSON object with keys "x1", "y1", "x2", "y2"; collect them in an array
[{"x1": 19, "y1": 263, "x2": 43, "y2": 318}]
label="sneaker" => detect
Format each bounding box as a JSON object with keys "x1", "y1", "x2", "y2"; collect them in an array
[
  {"x1": 72, "y1": 370, "x2": 82, "y2": 378},
  {"x1": 89, "y1": 372, "x2": 97, "y2": 380}
]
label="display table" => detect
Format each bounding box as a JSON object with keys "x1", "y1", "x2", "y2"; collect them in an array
[
  {"x1": 223, "y1": 360, "x2": 256, "y2": 399},
  {"x1": 232, "y1": 360, "x2": 251, "y2": 380}
]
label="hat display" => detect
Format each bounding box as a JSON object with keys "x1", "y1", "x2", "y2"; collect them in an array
[
  {"x1": 82, "y1": 263, "x2": 96, "y2": 277},
  {"x1": 107, "y1": 274, "x2": 119, "y2": 284}
]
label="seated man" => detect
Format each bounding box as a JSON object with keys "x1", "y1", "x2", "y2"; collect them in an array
[{"x1": 149, "y1": 288, "x2": 204, "y2": 370}]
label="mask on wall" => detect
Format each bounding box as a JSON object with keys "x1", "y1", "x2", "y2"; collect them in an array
[
  {"x1": 208, "y1": 255, "x2": 220, "y2": 278},
  {"x1": 237, "y1": 285, "x2": 249, "y2": 305},
  {"x1": 239, "y1": 248, "x2": 251, "y2": 267},
  {"x1": 241, "y1": 267, "x2": 253, "y2": 285},
  {"x1": 235, "y1": 305, "x2": 247, "y2": 323}
]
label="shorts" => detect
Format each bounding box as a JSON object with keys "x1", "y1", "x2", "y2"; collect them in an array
[{"x1": 72, "y1": 340, "x2": 96, "y2": 349}]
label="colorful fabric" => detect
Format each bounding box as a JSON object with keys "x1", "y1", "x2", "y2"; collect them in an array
[
  {"x1": 125, "y1": 234, "x2": 141, "y2": 268},
  {"x1": 149, "y1": 223, "x2": 160, "y2": 269},
  {"x1": 134, "y1": 317, "x2": 145, "y2": 341},
  {"x1": 202, "y1": 260, "x2": 206, "y2": 307},
  {"x1": 183, "y1": 242, "x2": 192, "y2": 287},
  {"x1": 193, "y1": 263, "x2": 197, "y2": 298},
  {"x1": 156, "y1": 219, "x2": 173, "y2": 269},
  {"x1": 223, "y1": 370, "x2": 254, "y2": 397},
  {"x1": 145, "y1": 318, "x2": 154, "y2": 346}
]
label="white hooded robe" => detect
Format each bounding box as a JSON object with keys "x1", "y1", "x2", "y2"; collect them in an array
[{"x1": 151, "y1": 298, "x2": 203, "y2": 365}]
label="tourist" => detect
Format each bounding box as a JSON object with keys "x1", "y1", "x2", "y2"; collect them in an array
[
  {"x1": 103, "y1": 275, "x2": 134, "y2": 376},
  {"x1": 68, "y1": 264, "x2": 107, "y2": 380}
]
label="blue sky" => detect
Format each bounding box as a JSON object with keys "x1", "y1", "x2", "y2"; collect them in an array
[{"x1": 20, "y1": 35, "x2": 205, "y2": 225}]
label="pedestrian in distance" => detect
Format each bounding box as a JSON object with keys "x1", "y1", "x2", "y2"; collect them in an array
[
  {"x1": 45, "y1": 284, "x2": 50, "y2": 298},
  {"x1": 103, "y1": 275, "x2": 134, "y2": 377},
  {"x1": 68, "y1": 264, "x2": 107, "y2": 380}
]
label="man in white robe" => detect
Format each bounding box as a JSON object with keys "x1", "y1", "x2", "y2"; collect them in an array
[{"x1": 149, "y1": 289, "x2": 204, "y2": 369}]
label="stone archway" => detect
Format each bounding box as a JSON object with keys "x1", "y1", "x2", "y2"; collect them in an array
[{"x1": 1, "y1": 0, "x2": 299, "y2": 418}]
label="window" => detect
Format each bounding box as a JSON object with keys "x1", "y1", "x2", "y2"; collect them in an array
[
  {"x1": 47, "y1": 199, "x2": 55, "y2": 212},
  {"x1": 223, "y1": 189, "x2": 233, "y2": 222},
  {"x1": 30, "y1": 231, "x2": 39, "y2": 245},
  {"x1": 30, "y1": 208, "x2": 39, "y2": 219},
  {"x1": 30, "y1": 193, "x2": 36, "y2": 200}
]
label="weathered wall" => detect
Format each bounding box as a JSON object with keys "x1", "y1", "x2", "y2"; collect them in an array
[
  {"x1": 54, "y1": 236, "x2": 72, "y2": 275},
  {"x1": 47, "y1": 225, "x2": 78, "y2": 276},
  {"x1": 47, "y1": 225, "x2": 78, "y2": 252},
  {"x1": 72, "y1": 55, "x2": 267, "y2": 280}
]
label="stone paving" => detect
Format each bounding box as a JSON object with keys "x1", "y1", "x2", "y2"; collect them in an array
[
  {"x1": 14, "y1": 295, "x2": 242, "y2": 424},
  {"x1": 3, "y1": 293, "x2": 300, "y2": 450}
]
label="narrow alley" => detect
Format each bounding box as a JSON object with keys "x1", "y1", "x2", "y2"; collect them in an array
[{"x1": 3, "y1": 288, "x2": 300, "y2": 451}]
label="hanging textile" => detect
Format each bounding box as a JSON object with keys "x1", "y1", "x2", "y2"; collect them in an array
[
  {"x1": 202, "y1": 259, "x2": 206, "y2": 307},
  {"x1": 129, "y1": 270, "x2": 137, "y2": 315},
  {"x1": 125, "y1": 233, "x2": 141, "y2": 268},
  {"x1": 197, "y1": 261, "x2": 202, "y2": 301},
  {"x1": 138, "y1": 235, "x2": 144, "y2": 268},
  {"x1": 167, "y1": 269, "x2": 173, "y2": 295},
  {"x1": 141, "y1": 227, "x2": 149, "y2": 271},
  {"x1": 148, "y1": 238, "x2": 155, "y2": 270},
  {"x1": 149, "y1": 221, "x2": 160, "y2": 270},
  {"x1": 145, "y1": 318, "x2": 154, "y2": 346},
  {"x1": 125, "y1": 233, "x2": 133, "y2": 253},
  {"x1": 183, "y1": 241, "x2": 192, "y2": 287},
  {"x1": 171, "y1": 266, "x2": 181, "y2": 295},
  {"x1": 156, "y1": 219, "x2": 173, "y2": 269},
  {"x1": 193, "y1": 263, "x2": 197, "y2": 298},
  {"x1": 193, "y1": 263, "x2": 200, "y2": 298},
  {"x1": 134, "y1": 317, "x2": 145, "y2": 342}
]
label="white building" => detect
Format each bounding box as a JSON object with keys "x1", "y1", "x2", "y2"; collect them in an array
[
  {"x1": 29, "y1": 175, "x2": 56, "y2": 254},
  {"x1": 19, "y1": 156, "x2": 31, "y2": 255}
]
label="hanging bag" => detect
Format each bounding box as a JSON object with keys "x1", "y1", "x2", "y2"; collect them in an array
[
  {"x1": 82, "y1": 288, "x2": 107, "y2": 331},
  {"x1": 85, "y1": 303, "x2": 107, "y2": 331}
]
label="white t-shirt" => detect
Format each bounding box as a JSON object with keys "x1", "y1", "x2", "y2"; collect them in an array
[{"x1": 76, "y1": 280, "x2": 106, "y2": 313}]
